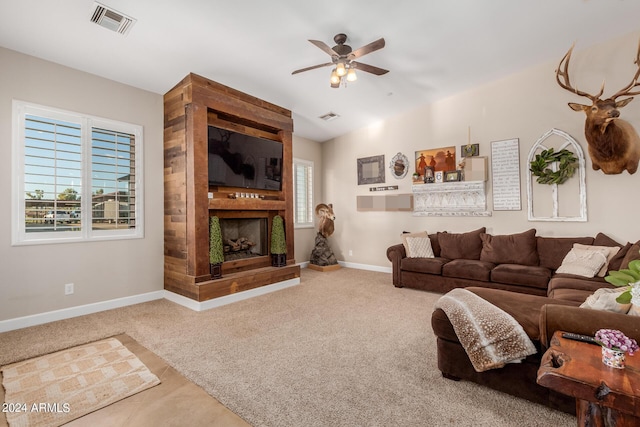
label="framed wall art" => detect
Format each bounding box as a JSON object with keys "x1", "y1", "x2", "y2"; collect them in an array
[
  {"x1": 415, "y1": 146, "x2": 456, "y2": 176},
  {"x1": 460, "y1": 143, "x2": 480, "y2": 157},
  {"x1": 389, "y1": 152, "x2": 409, "y2": 179},
  {"x1": 357, "y1": 155, "x2": 385, "y2": 185},
  {"x1": 444, "y1": 170, "x2": 462, "y2": 182},
  {"x1": 491, "y1": 138, "x2": 521, "y2": 211}
]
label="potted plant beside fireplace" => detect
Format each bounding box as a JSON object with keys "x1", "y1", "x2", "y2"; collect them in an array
[
  {"x1": 209, "y1": 216, "x2": 224, "y2": 279},
  {"x1": 271, "y1": 215, "x2": 287, "y2": 267}
]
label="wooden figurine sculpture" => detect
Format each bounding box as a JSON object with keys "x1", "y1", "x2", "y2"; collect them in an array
[
  {"x1": 310, "y1": 203, "x2": 338, "y2": 268},
  {"x1": 315, "y1": 203, "x2": 335, "y2": 238},
  {"x1": 556, "y1": 41, "x2": 640, "y2": 174}
]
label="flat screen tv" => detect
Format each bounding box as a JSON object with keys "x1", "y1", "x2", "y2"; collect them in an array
[{"x1": 208, "y1": 125, "x2": 283, "y2": 191}]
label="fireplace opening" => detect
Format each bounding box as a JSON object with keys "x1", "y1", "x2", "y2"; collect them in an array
[{"x1": 219, "y1": 218, "x2": 268, "y2": 261}]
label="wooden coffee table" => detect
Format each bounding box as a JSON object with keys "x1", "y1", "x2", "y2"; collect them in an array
[{"x1": 537, "y1": 330, "x2": 640, "y2": 426}]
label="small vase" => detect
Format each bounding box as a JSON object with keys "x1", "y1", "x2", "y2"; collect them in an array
[{"x1": 602, "y1": 346, "x2": 626, "y2": 369}]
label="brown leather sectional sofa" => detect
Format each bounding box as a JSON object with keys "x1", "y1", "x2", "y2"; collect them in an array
[{"x1": 387, "y1": 228, "x2": 640, "y2": 414}]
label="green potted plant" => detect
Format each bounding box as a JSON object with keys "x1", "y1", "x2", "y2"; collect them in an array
[
  {"x1": 270, "y1": 215, "x2": 287, "y2": 267},
  {"x1": 604, "y1": 258, "x2": 640, "y2": 303},
  {"x1": 209, "y1": 216, "x2": 224, "y2": 278}
]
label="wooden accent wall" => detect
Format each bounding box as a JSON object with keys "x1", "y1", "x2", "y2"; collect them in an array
[{"x1": 164, "y1": 73, "x2": 299, "y2": 302}]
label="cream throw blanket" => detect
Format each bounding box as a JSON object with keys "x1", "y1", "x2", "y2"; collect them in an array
[{"x1": 435, "y1": 288, "x2": 537, "y2": 372}]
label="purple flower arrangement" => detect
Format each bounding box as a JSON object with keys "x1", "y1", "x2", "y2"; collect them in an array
[{"x1": 595, "y1": 329, "x2": 640, "y2": 355}]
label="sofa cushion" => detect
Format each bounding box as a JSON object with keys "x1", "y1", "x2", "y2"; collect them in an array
[
  {"x1": 401, "y1": 231, "x2": 434, "y2": 258},
  {"x1": 490, "y1": 264, "x2": 551, "y2": 289},
  {"x1": 437, "y1": 227, "x2": 486, "y2": 260},
  {"x1": 572, "y1": 243, "x2": 620, "y2": 277},
  {"x1": 621, "y1": 241, "x2": 640, "y2": 269},
  {"x1": 536, "y1": 236, "x2": 594, "y2": 271},
  {"x1": 548, "y1": 274, "x2": 611, "y2": 302},
  {"x1": 592, "y1": 233, "x2": 630, "y2": 272},
  {"x1": 442, "y1": 259, "x2": 494, "y2": 282},
  {"x1": 480, "y1": 229, "x2": 538, "y2": 266},
  {"x1": 401, "y1": 257, "x2": 448, "y2": 275},
  {"x1": 556, "y1": 247, "x2": 609, "y2": 278}
]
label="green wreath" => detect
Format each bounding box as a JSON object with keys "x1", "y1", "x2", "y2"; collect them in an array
[{"x1": 529, "y1": 148, "x2": 578, "y2": 185}]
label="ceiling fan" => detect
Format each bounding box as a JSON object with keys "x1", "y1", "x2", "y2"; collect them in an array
[{"x1": 292, "y1": 33, "x2": 388, "y2": 88}]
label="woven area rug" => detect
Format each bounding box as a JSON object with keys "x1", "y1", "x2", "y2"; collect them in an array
[{"x1": 1, "y1": 337, "x2": 160, "y2": 427}]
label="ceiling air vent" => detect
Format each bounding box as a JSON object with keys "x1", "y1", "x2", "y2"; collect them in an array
[
  {"x1": 90, "y1": 2, "x2": 136, "y2": 35},
  {"x1": 319, "y1": 112, "x2": 340, "y2": 122}
]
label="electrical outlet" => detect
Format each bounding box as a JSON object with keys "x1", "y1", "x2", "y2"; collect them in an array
[
  {"x1": 64, "y1": 283, "x2": 74, "y2": 295},
  {"x1": 348, "y1": 250, "x2": 353, "y2": 256}
]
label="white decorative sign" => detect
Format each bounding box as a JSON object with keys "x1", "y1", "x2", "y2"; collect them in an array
[{"x1": 491, "y1": 139, "x2": 521, "y2": 211}]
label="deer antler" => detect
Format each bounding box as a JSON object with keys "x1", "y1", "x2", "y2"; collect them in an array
[
  {"x1": 556, "y1": 43, "x2": 604, "y2": 101},
  {"x1": 610, "y1": 39, "x2": 640, "y2": 100}
]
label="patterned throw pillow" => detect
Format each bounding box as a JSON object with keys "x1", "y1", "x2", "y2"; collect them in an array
[
  {"x1": 401, "y1": 231, "x2": 434, "y2": 258},
  {"x1": 405, "y1": 236, "x2": 434, "y2": 258},
  {"x1": 573, "y1": 243, "x2": 621, "y2": 277},
  {"x1": 556, "y1": 247, "x2": 609, "y2": 278}
]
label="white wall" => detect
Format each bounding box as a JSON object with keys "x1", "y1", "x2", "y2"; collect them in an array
[
  {"x1": 0, "y1": 47, "x2": 164, "y2": 321},
  {"x1": 322, "y1": 31, "x2": 640, "y2": 268},
  {"x1": 292, "y1": 134, "x2": 323, "y2": 263}
]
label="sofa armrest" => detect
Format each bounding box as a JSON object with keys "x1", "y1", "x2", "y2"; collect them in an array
[
  {"x1": 539, "y1": 304, "x2": 640, "y2": 349},
  {"x1": 386, "y1": 244, "x2": 406, "y2": 287}
]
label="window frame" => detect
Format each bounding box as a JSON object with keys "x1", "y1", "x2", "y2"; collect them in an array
[
  {"x1": 292, "y1": 158, "x2": 314, "y2": 229},
  {"x1": 12, "y1": 100, "x2": 144, "y2": 245}
]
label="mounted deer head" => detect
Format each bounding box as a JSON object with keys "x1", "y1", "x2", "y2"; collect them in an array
[{"x1": 556, "y1": 41, "x2": 640, "y2": 174}]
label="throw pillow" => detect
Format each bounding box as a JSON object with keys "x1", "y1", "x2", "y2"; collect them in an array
[
  {"x1": 479, "y1": 229, "x2": 538, "y2": 266},
  {"x1": 580, "y1": 287, "x2": 631, "y2": 314},
  {"x1": 555, "y1": 247, "x2": 609, "y2": 278},
  {"x1": 437, "y1": 227, "x2": 486, "y2": 260},
  {"x1": 573, "y1": 243, "x2": 621, "y2": 277},
  {"x1": 401, "y1": 232, "x2": 434, "y2": 258}
]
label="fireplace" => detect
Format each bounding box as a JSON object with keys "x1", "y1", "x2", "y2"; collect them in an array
[{"x1": 219, "y1": 217, "x2": 268, "y2": 262}]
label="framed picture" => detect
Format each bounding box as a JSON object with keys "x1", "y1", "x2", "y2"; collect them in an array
[
  {"x1": 435, "y1": 171, "x2": 444, "y2": 183},
  {"x1": 423, "y1": 166, "x2": 435, "y2": 183},
  {"x1": 357, "y1": 155, "x2": 385, "y2": 185},
  {"x1": 415, "y1": 146, "x2": 456, "y2": 176},
  {"x1": 389, "y1": 152, "x2": 409, "y2": 179},
  {"x1": 460, "y1": 143, "x2": 480, "y2": 158},
  {"x1": 444, "y1": 170, "x2": 462, "y2": 182}
]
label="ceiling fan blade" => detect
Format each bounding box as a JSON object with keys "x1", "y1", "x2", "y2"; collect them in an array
[
  {"x1": 308, "y1": 39, "x2": 339, "y2": 57},
  {"x1": 352, "y1": 61, "x2": 389, "y2": 76},
  {"x1": 351, "y1": 38, "x2": 385, "y2": 59},
  {"x1": 292, "y1": 62, "x2": 334, "y2": 75}
]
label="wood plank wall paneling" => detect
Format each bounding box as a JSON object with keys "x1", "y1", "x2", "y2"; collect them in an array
[{"x1": 164, "y1": 73, "x2": 299, "y2": 302}]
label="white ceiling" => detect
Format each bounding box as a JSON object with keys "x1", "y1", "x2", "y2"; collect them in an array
[{"x1": 2, "y1": 1, "x2": 640, "y2": 142}]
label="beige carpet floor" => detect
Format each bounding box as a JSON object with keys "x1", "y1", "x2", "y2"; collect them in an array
[{"x1": 0, "y1": 268, "x2": 575, "y2": 426}]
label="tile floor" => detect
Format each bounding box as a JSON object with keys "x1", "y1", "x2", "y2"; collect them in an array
[{"x1": 0, "y1": 334, "x2": 250, "y2": 427}]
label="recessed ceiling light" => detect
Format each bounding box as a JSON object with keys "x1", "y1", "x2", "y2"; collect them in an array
[
  {"x1": 90, "y1": 2, "x2": 136, "y2": 36},
  {"x1": 319, "y1": 112, "x2": 340, "y2": 121}
]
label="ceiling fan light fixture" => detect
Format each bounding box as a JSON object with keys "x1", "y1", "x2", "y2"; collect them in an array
[
  {"x1": 330, "y1": 69, "x2": 340, "y2": 85},
  {"x1": 346, "y1": 68, "x2": 357, "y2": 82},
  {"x1": 335, "y1": 62, "x2": 347, "y2": 77}
]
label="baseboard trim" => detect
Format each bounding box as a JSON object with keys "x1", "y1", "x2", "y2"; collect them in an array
[
  {"x1": 164, "y1": 277, "x2": 301, "y2": 312},
  {"x1": 338, "y1": 261, "x2": 392, "y2": 273},
  {"x1": 0, "y1": 291, "x2": 165, "y2": 333}
]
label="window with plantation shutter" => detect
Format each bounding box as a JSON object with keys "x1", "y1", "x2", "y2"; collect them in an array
[
  {"x1": 12, "y1": 101, "x2": 144, "y2": 245},
  {"x1": 293, "y1": 158, "x2": 314, "y2": 228}
]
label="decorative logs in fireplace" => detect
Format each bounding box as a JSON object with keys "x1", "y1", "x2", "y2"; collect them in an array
[{"x1": 224, "y1": 237, "x2": 256, "y2": 253}]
